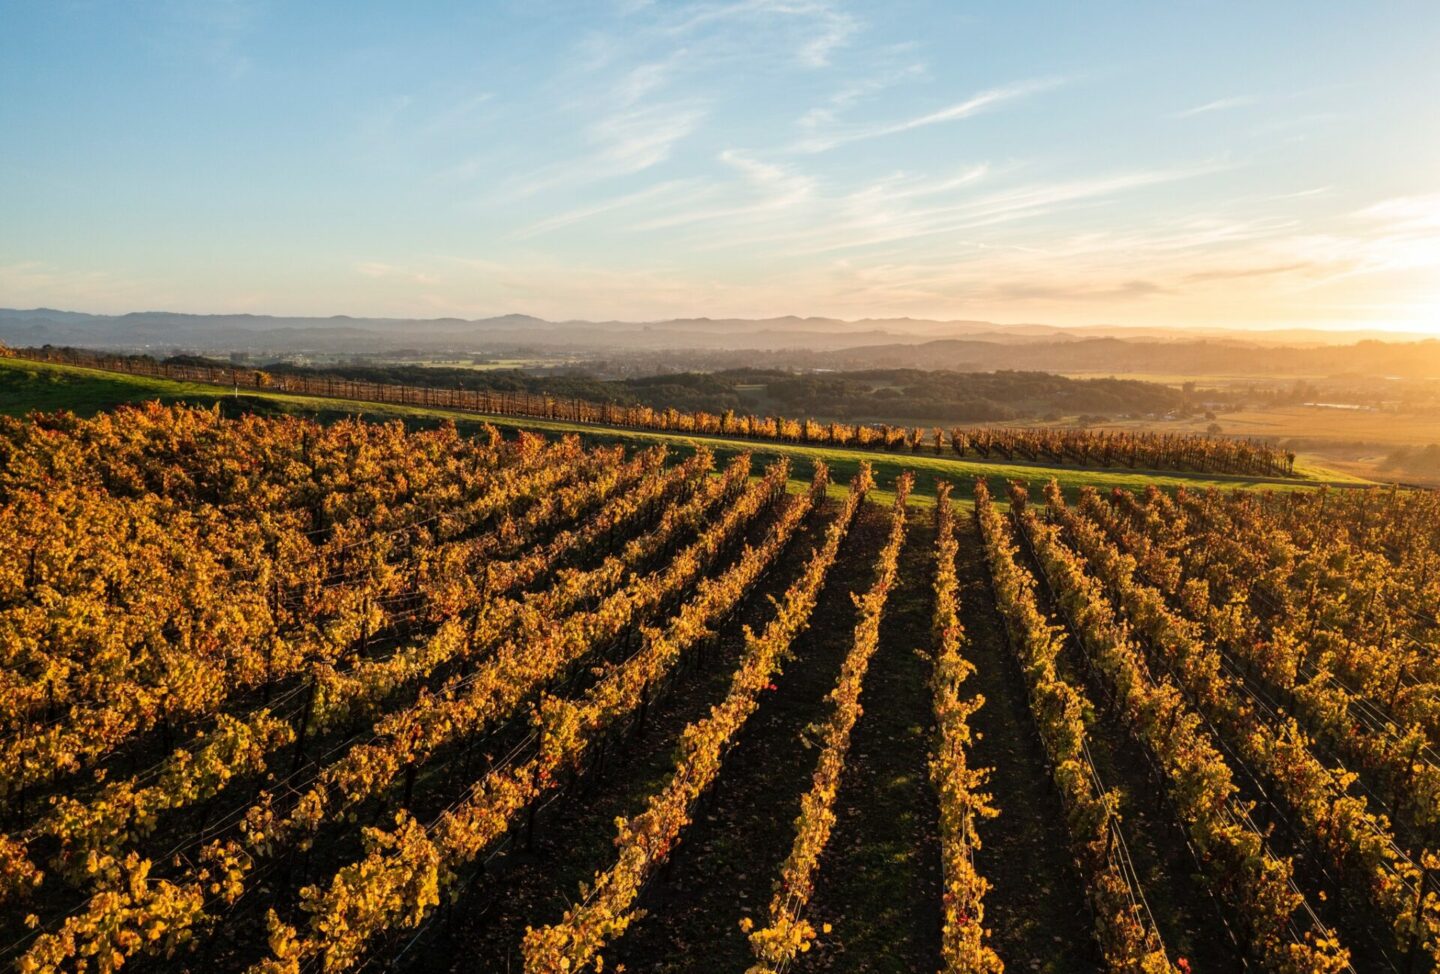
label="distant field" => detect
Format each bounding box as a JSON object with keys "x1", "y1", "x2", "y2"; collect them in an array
[
  {"x1": 1090, "y1": 403, "x2": 1439, "y2": 484},
  {"x1": 1057, "y1": 369, "x2": 1334, "y2": 388},
  {"x1": 1048, "y1": 369, "x2": 1440, "y2": 484},
  {"x1": 1189, "y1": 403, "x2": 1438, "y2": 446},
  {"x1": 406, "y1": 357, "x2": 574, "y2": 371},
  {"x1": 0, "y1": 356, "x2": 1377, "y2": 504}
]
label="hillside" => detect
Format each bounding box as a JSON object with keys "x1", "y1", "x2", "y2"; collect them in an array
[
  {"x1": 160, "y1": 357, "x2": 1197, "y2": 423},
  {"x1": 0, "y1": 401, "x2": 1431, "y2": 974},
  {"x1": 4, "y1": 308, "x2": 1437, "y2": 375},
  {"x1": 0, "y1": 355, "x2": 1371, "y2": 504}
]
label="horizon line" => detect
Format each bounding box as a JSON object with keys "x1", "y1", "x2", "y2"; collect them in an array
[{"x1": 2, "y1": 304, "x2": 1437, "y2": 341}]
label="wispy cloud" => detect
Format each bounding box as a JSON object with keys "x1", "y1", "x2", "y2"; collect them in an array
[
  {"x1": 1317, "y1": 193, "x2": 1440, "y2": 274},
  {"x1": 0, "y1": 260, "x2": 161, "y2": 310},
  {"x1": 754, "y1": 163, "x2": 1224, "y2": 258},
  {"x1": 1254, "y1": 194, "x2": 1440, "y2": 288},
  {"x1": 1258, "y1": 186, "x2": 1333, "y2": 202},
  {"x1": 662, "y1": 0, "x2": 859, "y2": 67},
  {"x1": 1354, "y1": 193, "x2": 1440, "y2": 232},
  {"x1": 629, "y1": 149, "x2": 816, "y2": 230},
  {"x1": 355, "y1": 261, "x2": 440, "y2": 285},
  {"x1": 794, "y1": 77, "x2": 1065, "y2": 152},
  {"x1": 1182, "y1": 262, "x2": 1312, "y2": 283},
  {"x1": 514, "y1": 179, "x2": 704, "y2": 238},
  {"x1": 989, "y1": 278, "x2": 1169, "y2": 302},
  {"x1": 593, "y1": 104, "x2": 705, "y2": 172},
  {"x1": 798, "y1": 59, "x2": 928, "y2": 130},
  {"x1": 853, "y1": 165, "x2": 991, "y2": 202},
  {"x1": 491, "y1": 1, "x2": 872, "y2": 199},
  {"x1": 434, "y1": 255, "x2": 746, "y2": 321},
  {"x1": 615, "y1": 57, "x2": 678, "y2": 104},
  {"x1": 1172, "y1": 95, "x2": 1257, "y2": 118},
  {"x1": 509, "y1": 103, "x2": 706, "y2": 196},
  {"x1": 795, "y1": 4, "x2": 859, "y2": 67}
]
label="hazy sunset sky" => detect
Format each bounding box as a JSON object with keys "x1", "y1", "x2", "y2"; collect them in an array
[{"x1": 3, "y1": 1, "x2": 1439, "y2": 333}]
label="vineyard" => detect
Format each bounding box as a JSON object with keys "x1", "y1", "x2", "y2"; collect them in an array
[
  {"x1": 6, "y1": 346, "x2": 1296, "y2": 478},
  {"x1": 1, "y1": 401, "x2": 1437, "y2": 973}
]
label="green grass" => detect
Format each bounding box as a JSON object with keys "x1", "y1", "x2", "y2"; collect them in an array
[
  {"x1": 0, "y1": 356, "x2": 1377, "y2": 502},
  {"x1": 0, "y1": 359, "x2": 233, "y2": 415}
]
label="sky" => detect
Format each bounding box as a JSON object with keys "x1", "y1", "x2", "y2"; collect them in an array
[{"x1": 2, "y1": 1, "x2": 1440, "y2": 334}]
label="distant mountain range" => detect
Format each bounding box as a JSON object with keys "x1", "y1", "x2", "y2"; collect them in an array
[
  {"x1": 801, "y1": 336, "x2": 1440, "y2": 379},
  {"x1": 1, "y1": 307, "x2": 1437, "y2": 378}
]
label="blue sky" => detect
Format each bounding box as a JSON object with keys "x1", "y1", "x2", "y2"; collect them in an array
[{"x1": 3, "y1": 1, "x2": 1439, "y2": 332}]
